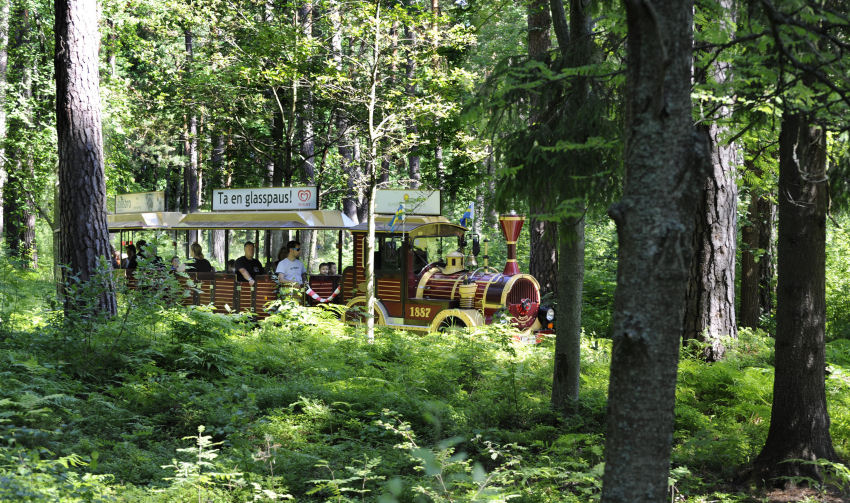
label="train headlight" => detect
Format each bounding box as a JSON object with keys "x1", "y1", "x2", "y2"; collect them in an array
[{"x1": 545, "y1": 307, "x2": 555, "y2": 322}]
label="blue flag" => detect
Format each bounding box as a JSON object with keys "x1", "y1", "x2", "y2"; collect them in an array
[
  {"x1": 459, "y1": 202, "x2": 474, "y2": 228},
  {"x1": 389, "y1": 203, "x2": 405, "y2": 232}
]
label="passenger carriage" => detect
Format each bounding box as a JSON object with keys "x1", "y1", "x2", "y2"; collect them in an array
[{"x1": 107, "y1": 189, "x2": 555, "y2": 335}]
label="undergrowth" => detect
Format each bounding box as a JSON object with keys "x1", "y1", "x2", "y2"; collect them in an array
[{"x1": 0, "y1": 259, "x2": 848, "y2": 502}]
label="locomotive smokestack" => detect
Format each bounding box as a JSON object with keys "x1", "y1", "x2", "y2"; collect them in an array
[{"x1": 499, "y1": 213, "x2": 525, "y2": 275}]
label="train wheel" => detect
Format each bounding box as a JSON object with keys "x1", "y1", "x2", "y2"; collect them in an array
[
  {"x1": 342, "y1": 297, "x2": 387, "y2": 326},
  {"x1": 438, "y1": 316, "x2": 466, "y2": 333}
]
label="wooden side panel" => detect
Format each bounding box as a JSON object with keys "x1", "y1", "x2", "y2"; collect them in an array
[
  {"x1": 193, "y1": 272, "x2": 215, "y2": 306},
  {"x1": 341, "y1": 266, "x2": 355, "y2": 301},
  {"x1": 377, "y1": 278, "x2": 403, "y2": 317},
  {"x1": 254, "y1": 276, "x2": 278, "y2": 318},
  {"x1": 237, "y1": 283, "x2": 254, "y2": 313},
  {"x1": 213, "y1": 274, "x2": 236, "y2": 313},
  {"x1": 176, "y1": 275, "x2": 195, "y2": 306}
]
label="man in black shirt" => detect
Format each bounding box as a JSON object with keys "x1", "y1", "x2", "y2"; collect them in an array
[{"x1": 234, "y1": 241, "x2": 264, "y2": 286}]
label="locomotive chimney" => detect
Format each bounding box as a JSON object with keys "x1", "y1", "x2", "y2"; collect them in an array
[{"x1": 499, "y1": 213, "x2": 525, "y2": 275}]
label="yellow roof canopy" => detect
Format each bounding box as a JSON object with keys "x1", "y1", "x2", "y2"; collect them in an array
[
  {"x1": 172, "y1": 210, "x2": 357, "y2": 230},
  {"x1": 107, "y1": 212, "x2": 184, "y2": 231},
  {"x1": 350, "y1": 215, "x2": 467, "y2": 238}
]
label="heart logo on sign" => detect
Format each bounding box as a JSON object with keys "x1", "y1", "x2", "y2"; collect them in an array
[{"x1": 298, "y1": 190, "x2": 312, "y2": 202}]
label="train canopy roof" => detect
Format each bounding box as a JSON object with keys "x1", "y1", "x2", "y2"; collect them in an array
[
  {"x1": 107, "y1": 212, "x2": 184, "y2": 231},
  {"x1": 350, "y1": 215, "x2": 467, "y2": 239},
  {"x1": 172, "y1": 210, "x2": 356, "y2": 230}
]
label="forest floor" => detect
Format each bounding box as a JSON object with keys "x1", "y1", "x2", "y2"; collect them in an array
[{"x1": 0, "y1": 270, "x2": 849, "y2": 501}]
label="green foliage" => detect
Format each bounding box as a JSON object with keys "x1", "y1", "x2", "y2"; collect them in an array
[
  {"x1": 826, "y1": 214, "x2": 850, "y2": 341},
  {"x1": 1, "y1": 259, "x2": 850, "y2": 501}
]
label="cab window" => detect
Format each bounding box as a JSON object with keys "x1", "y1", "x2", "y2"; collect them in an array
[{"x1": 378, "y1": 236, "x2": 403, "y2": 271}]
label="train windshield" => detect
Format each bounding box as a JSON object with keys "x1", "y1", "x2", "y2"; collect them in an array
[{"x1": 411, "y1": 235, "x2": 460, "y2": 268}]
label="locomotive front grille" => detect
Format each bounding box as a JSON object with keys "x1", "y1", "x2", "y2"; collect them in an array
[{"x1": 507, "y1": 278, "x2": 540, "y2": 305}]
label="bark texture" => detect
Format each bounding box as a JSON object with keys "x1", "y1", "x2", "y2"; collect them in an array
[
  {"x1": 55, "y1": 0, "x2": 116, "y2": 315},
  {"x1": 403, "y1": 15, "x2": 420, "y2": 189},
  {"x1": 683, "y1": 122, "x2": 738, "y2": 360},
  {"x1": 329, "y1": 0, "x2": 359, "y2": 223},
  {"x1": 551, "y1": 214, "x2": 584, "y2": 408},
  {"x1": 551, "y1": 0, "x2": 591, "y2": 410},
  {"x1": 684, "y1": 1, "x2": 738, "y2": 359},
  {"x1": 0, "y1": 0, "x2": 7, "y2": 239},
  {"x1": 211, "y1": 133, "x2": 227, "y2": 263},
  {"x1": 6, "y1": 7, "x2": 37, "y2": 268},
  {"x1": 600, "y1": 0, "x2": 701, "y2": 500},
  {"x1": 740, "y1": 182, "x2": 761, "y2": 329},
  {"x1": 527, "y1": 0, "x2": 558, "y2": 298},
  {"x1": 751, "y1": 114, "x2": 837, "y2": 483}
]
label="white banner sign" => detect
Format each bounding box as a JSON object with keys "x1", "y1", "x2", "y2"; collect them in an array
[
  {"x1": 115, "y1": 191, "x2": 165, "y2": 213},
  {"x1": 375, "y1": 189, "x2": 441, "y2": 215},
  {"x1": 212, "y1": 187, "x2": 318, "y2": 211}
]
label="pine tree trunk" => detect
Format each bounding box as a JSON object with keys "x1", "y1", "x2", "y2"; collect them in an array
[
  {"x1": 404, "y1": 19, "x2": 420, "y2": 189},
  {"x1": 682, "y1": 125, "x2": 737, "y2": 359},
  {"x1": 684, "y1": 2, "x2": 737, "y2": 359},
  {"x1": 600, "y1": 0, "x2": 700, "y2": 500},
  {"x1": 757, "y1": 195, "x2": 775, "y2": 317},
  {"x1": 527, "y1": 0, "x2": 558, "y2": 298},
  {"x1": 740, "y1": 180, "x2": 760, "y2": 329},
  {"x1": 550, "y1": 0, "x2": 593, "y2": 410},
  {"x1": 55, "y1": 0, "x2": 116, "y2": 315},
  {"x1": 184, "y1": 30, "x2": 199, "y2": 245},
  {"x1": 6, "y1": 12, "x2": 37, "y2": 269},
  {"x1": 210, "y1": 133, "x2": 226, "y2": 264},
  {"x1": 329, "y1": 0, "x2": 359, "y2": 223},
  {"x1": 0, "y1": 0, "x2": 8, "y2": 240},
  {"x1": 751, "y1": 113, "x2": 837, "y2": 483}
]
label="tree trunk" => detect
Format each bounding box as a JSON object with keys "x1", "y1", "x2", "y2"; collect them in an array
[
  {"x1": 757, "y1": 195, "x2": 775, "y2": 317},
  {"x1": 683, "y1": 2, "x2": 737, "y2": 360},
  {"x1": 329, "y1": 0, "x2": 359, "y2": 223},
  {"x1": 404, "y1": 22, "x2": 420, "y2": 189},
  {"x1": 298, "y1": 1, "x2": 316, "y2": 270},
  {"x1": 552, "y1": 213, "x2": 584, "y2": 408},
  {"x1": 6, "y1": 11, "x2": 36, "y2": 268},
  {"x1": 600, "y1": 0, "x2": 700, "y2": 500},
  {"x1": 0, "y1": 0, "x2": 8, "y2": 240},
  {"x1": 183, "y1": 29, "x2": 199, "y2": 247},
  {"x1": 682, "y1": 123, "x2": 737, "y2": 359},
  {"x1": 751, "y1": 113, "x2": 837, "y2": 483},
  {"x1": 55, "y1": 0, "x2": 117, "y2": 315},
  {"x1": 550, "y1": 0, "x2": 593, "y2": 411},
  {"x1": 527, "y1": 0, "x2": 558, "y2": 298},
  {"x1": 211, "y1": 133, "x2": 226, "y2": 264},
  {"x1": 740, "y1": 178, "x2": 760, "y2": 329}
]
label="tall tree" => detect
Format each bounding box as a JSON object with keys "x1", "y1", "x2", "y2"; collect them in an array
[
  {"x1": 526, "y1": 0, "x2": 558, "y2": 299},
  {"x1": 600, "y1": 0, "x2": 703, "y2": 500},
  {"x1": 403, "y1": 1, "x2": 421, "y2": 189},
  {"x1": 550, "y1": 0, "x2": 593, "y2": 410},
  {"x1": 183, "y1": 30, "x2": 199, "y2": 221},
  {"x1": 55, "y1": 0, "x2": 116, "y2": 314},
  {"x1": 751, "y1": 113, "x2": 838, "y2": 482},
  {"x1": 684, "y1": 0, "x2": 738, "y2": 360},
  {"x1": 329, "y1": 0, "x2": 360, "y2": 223},
  {"x1": 5, "y1": 2, "x2": 38, "y2": 267},
  {"x1": 0, "y1": 0, "x2": 8, "y2": 240}
]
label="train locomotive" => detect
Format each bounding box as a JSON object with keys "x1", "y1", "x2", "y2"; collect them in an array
[{"x1": 337, "y1": 213, "x2": 555, "y2": 335}]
